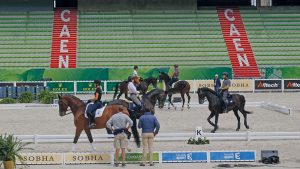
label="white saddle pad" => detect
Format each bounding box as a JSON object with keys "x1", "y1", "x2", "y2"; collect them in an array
[{"x1": 84, "y1": 103, "x2": 106, "y2": 119}]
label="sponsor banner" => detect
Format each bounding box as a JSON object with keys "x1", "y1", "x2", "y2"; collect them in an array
[
  {"x1": 16, "y1": 82, "x2": 44, "y2": 87},
  {"x1": 190, "y1": 79, "x2": 252, "y2": 92},
  {"x1": 46, "y1": 81, "x2": 74, "y2": 93},
  {"x1": 17, "y1": 153, "x2": 62, "y2": 165},
  {"x1": 64, "y1": 153, "x2": 111, "y2": 164},
  {"x1": 255, "y1": 80, "x2": 281, "y2": 90},
  {"x1": 284, "y1": 80, "x2": 300, "y2": 90},
  {"x1": 106, "y1": 81, "x2": 120, "y2": 93},
  {"x1": 210, "y1": 151, "x2": 255, "y2": 162},
  {"x1": 162, "y1": 151, "x2": 207, "y2": 163},
  {"x1": 0, "y1": 83, "x2": 14, "y2": 87},
  {"x1": 76, "y1": 81, "x2": 104, "y2": 93},
  {"x1": 118, "y1": 153, "x2": 159, "y2": 163}
]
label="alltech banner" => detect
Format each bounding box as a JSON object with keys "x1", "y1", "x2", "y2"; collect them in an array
[
  {"x1": 255, "y1": 80, "x2": 282, "y2": 91},
  {"x1": 284, "y1": 80, "x2": 300, "y2": 90},
  {"x1": 191, "y1": 79, "x2": 252, "y2": 92}
]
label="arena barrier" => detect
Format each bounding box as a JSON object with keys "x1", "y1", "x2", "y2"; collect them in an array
[
  {"x1": 16, "y1": 150, "x2": 256, "y2": 165},
  {"x1": 16, "y1": 131, "x2": 300, "y2": 144},
  {"x1": 260, "y1": 101, "x2": 292, "y2": 115}
]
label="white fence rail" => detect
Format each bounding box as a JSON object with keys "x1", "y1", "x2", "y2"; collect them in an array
[{"x1": 16, "y1": 132, "x2": 300, "y2": 144}]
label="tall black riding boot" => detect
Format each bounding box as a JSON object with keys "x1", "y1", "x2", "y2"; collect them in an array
[{"x1": 88, "y1": 114, "x2": 95, "y2": 129}]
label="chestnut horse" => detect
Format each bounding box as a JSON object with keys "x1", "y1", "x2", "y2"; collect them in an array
[{"x1": 57, "y1": 95, "x2": 140, "y2": 151}]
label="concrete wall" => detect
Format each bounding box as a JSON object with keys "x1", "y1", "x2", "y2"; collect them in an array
[{"x1": 78, "y1": 0, "x2": 197, "y2": 11}]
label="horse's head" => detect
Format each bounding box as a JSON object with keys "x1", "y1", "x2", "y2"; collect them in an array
[
  {"x1": 157, "y1": 90, "x2": 167, "y2": 109},
  {"x1": 152, "y1": 77, "x2": 158, "y2": 88},
  {"x1": 197, "y1": 88, "x2": 206, "y2": 104},
  {"x1": 58, "y1": 94, "x2": 69, "y2": 116},
  {"x1": 158, "y1": 71, "x2": 170, "y2": 82}
]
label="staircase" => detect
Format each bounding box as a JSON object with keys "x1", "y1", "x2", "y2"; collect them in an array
[
  {"x1": 217, "y1": 7, "x2": 260, "y2": 78},
  {"x1": 50, "y1": 8, "x2": 77, "y2": 68}
]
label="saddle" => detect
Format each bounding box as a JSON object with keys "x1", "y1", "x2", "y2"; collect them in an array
[{"x1": 84, "y1": 103, "x2": 106, "y2": 119}]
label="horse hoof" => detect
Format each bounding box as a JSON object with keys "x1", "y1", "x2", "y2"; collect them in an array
[
  {"x1": 188, "y1": 106, "x2": 190, "y2": 109},
  {"x1": 211, "y1": 130, "x2": 215, "y2": 133},
  {"x1": 174, "y1": 107, "x2": 177, "y2": 110},
  {"x1": 181, "y1": 108, "x2": 184, "y2": 111},
  {"x1": 236, "y1": 128, "x2": 240, "y2": 131},
  {"x1": 246, "y1": 126, "x2": 250, "y2": 129},
  {"x1": 168, "y1": 107, "x2": 170, "y2": 110}
]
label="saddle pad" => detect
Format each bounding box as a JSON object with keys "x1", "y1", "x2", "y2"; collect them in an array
[{"x1": 84, "y1": 103, "x2": 106, "y2": 119}]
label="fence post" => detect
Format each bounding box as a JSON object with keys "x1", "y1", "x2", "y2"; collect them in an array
[
  {"x1": 193, "y1": 79, "x2": 196, "y2": 94},
  {"x1": 104, "y1": 81, "x2": 108, "y2": 94},
  {"x1": 159, "y1": 152, "x2": 163, "y2": 164},
  {"x1": 74, "y1": 81, "x2": 77, "y2": 95},
  {"x1": 207, "y1": 151, "x2": 210, "y2": 163},
  {"x1": 247, "y1": 131, "x2": 251, "y2": 142},
  {"x1": 252, "y1": 79, "x2": 255, "y2": 93},
  {"x1": 34, "y1": 134, "x2": 38, "y2": 144},
  {"x1": 281, "y1": 79, "x2": 284, "y2": 93}
]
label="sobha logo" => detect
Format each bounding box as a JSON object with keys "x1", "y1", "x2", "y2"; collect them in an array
[
  {"x1": 287, "y1": 82, "x2": 300, "y2": 88},
  {"x1": 257, "y1": 82, "x2": 278, "y2": 88}
]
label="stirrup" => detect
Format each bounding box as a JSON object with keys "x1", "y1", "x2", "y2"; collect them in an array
[{"x1": 88, "y1": 122, "x2": 96, "y2": 129}]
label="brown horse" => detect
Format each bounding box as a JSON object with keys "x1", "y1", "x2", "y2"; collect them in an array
[
  {"x1": 113, "y1": 77, "x2": 158, "y2": 100},
  {"x1": 159, "y1": 72, "x2": 191, "y2": 110},
  {"x1": 57, "y1": 95, "x2": 140, "y2": 151}
]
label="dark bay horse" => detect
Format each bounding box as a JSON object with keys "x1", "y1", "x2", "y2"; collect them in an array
[
  {"x1": 159, "y1": 72, "x2": 191, "y2": 110},
  {"x1": 113, "y1": 77, "x2": 158, "y2": 100},
  {"x1": 57, "y1": 95, "x2": 140, "y2": 151},
  {"x1": 197, "y1": 87, "x2": 252, "y2": 133}
]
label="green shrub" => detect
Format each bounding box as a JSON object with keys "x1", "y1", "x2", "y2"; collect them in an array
[
  {"x1": 18, "y1": 92, "x2": 34, "y2": 103},
  {"x1": 37, "y1": 90, "x2": 57, "y2": 104},
  {"x1": 187, "y1": 137, "x2": 210, "y2": 145},
  {"x1": 0, "y1": 98, "x2": 17, "y2": 104}
]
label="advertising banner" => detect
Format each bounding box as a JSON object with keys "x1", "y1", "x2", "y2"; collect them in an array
[
  {"x1": 254, "y1": 80, "x2": 281, "y2": 91},
  {"x1": 76, "y1": 81, "x2": 105, "y2": 93},
  {"x1": 162, "y1": 151, "x2": 207, "y2": 163},
  {"x1": 17, "y1": 153, "x2": 62, "y2": 165},
  {"x1": 46, "y1": 81, "x2": 74, "y2": 93},
  {"x1": 210, "y1": 151, "x2": 255, "y2": 162},
  {"x1": 16, "y1": 82, "x2": 44, "y2": 87},
  {"x1": 284, "y1": 80, "x2": 300, "y2": 90},
  {"x1": 191, "y1": 79, "x2": 253, "y2": 92},
  {"x1": 118, "y1": 153, "x2": 159, "y2": 163},
  {"x1": 0, "y1": 83, "x2": 13, "y2": 87},
  {"x1": 64, "y1": 153, "x2": 111, "y2": 164}
]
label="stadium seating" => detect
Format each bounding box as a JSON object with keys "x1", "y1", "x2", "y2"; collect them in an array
[
  {"x1": 77, "y1": 10, "x2": 230, "y2": 67},
  {"x1": 0, "y1": 11, "x2": 52, "y2": 68}
]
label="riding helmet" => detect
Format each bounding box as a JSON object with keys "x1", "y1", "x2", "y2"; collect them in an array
[
  {"x1": 222, "y1": 72, "x2": 229, "y2": 77},
  {"x1": 94, "y1": 80, "x2": 101, "y2": 85},
  {"x1": 134, "y1": 65, "x2": 138, "y2": 69},
  {"x1": 174, "y1": 64, "x2": 179, "y2": 68}
]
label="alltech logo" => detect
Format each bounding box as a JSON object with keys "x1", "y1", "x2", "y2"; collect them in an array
[
  {"x1": 284, "y1": 80, "x2": 300, "y2": 89},
  {"x1": 255, "y1": 80, "x2": 281, "y2": 90}
]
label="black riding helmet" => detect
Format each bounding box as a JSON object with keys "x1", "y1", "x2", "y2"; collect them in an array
[
  {"x1": 128, "y1": 76, "x2": 133, "y2": 81},
  {"x1": 222, "y1": 72, "x2": 229, "y2": 77},
  {"x1": 94, "y1": 80, "x2": 101, "y2": 86},
  {"x1": 134, "y1": 65, "x2": 138, "y2": 69}
]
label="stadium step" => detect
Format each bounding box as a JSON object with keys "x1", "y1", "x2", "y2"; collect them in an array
[
  {"x1": 50, "y1": 8, "x2": 78, "y2": 68},
  {"x1": 217, "y1": 7, "x2": 260, "y2": 78}
]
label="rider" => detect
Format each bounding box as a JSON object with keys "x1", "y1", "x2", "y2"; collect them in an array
[
  {"x1": 219, "y1": 72, "x2": 231, "y2": 113},
  {"x1": 128, "y1": 76, "x2": 142, "y2": 111},
  {"x1": 167, "y1": 64, "x2": 179, "y2": 89},
  {"x1": 132, "y1": 66, "x2": 140, "y2": 86},
  {"x1": 87, "y1": 80, "x2": 103, "y2": 128}
]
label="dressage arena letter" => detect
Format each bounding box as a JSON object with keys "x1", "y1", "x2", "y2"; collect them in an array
[
  {"x1": 217, "y1": 7, "x2": 260, "y2": 78},
  {"x1": 50, "y1": 8, "x2": 77, "y2": 68}
]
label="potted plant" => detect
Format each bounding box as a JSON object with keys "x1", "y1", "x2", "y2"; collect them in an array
[{"x1": 0, "y1": 134, "x2": 31, "y2": 169}]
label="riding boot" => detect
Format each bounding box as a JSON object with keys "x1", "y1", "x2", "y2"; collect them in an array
[
  {"x1": 224, "y1": 100, "x2": 229, "y2": 113},
  {"x1": 88, "y1": 113, "x2": 96, "y2": 129}
]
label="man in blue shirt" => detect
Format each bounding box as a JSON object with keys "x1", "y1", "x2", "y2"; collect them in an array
[{"x1": 138, "y1": 108, "x2": 160, "y2": 166}]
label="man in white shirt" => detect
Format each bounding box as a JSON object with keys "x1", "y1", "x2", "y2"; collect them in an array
[
  {"x1": 128, "y1": 76, "x2": 142, "y2": 110},
  {"x1": 133, "y1": 66, "x2": 140, "y2": 85}
]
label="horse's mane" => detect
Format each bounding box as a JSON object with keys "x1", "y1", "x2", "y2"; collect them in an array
[
  {"x1": 66, "y1": 95, "x2": 85, "y2": 105},
  {"x1": 199, "y1": 87, "x2": 218, "y2": 96}
]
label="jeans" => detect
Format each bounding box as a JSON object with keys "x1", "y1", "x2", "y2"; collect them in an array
[
  {"x1": 167, "y1": 78, "x2": 178, "y2": 89},
  {"x1": 87, "y1": 101, "x2": 102, "y2": 118}
]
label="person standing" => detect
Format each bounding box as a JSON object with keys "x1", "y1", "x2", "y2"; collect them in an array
[
  {"x1": 106, "y1": 106, "x2": 133, "y2": 167},
  {"x1": 219, "y1": 72, "x2": 231, "y2": 113},
  {"x1": 128, "y1": 76, "x2": 142, "y2": 111},
  {"x1": 214, "y1": 74, "x2": 221, "y2": 93},
  {"x1": 138, "y1": 108, "x2": 160, "y2": 166},
  {"x1": 87, "y1": 80, "x2": 103, "y2": 128},
  {"x1": 167, "y1": 64, "x2": 179, "y2": 89}
]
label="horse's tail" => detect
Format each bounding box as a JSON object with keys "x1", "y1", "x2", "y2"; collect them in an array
[
  {"x1": 240, "y1": 95, "x2": 252, "y2": 114},
  {"x1": 113, "y1": 82, "x2": 119, "y2": 100}
]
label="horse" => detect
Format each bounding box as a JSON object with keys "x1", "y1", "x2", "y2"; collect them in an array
[
  {"x1": 113, "y1": 77, "x2": 158, "y2": 100},
  {"x1": 158, "y1": 71, "x2": 191, "y2": 110},
  {"x1": 57, "y1": 95, "x2": 140, "y2": 151},
  {"x1": 197, "y1": 87, "x2": 252, "y2": 133}
]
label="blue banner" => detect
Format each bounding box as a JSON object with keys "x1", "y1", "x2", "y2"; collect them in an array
[
  {"x1": 210, "y1": 151, "x2": 255, "y2": 162},
  {"x1": 162, "y1": 152, "x2": 207, "y2": 163}
]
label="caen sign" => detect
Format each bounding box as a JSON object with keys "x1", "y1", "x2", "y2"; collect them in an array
[
  {"x1": 284, "y1": 80, "x2": 300, "y2": 90},
  {"x1": 17, "y1": 153, "x2": 62, "y2": 165},
  {"x1": 255, "y1": 80, "x2": 281, "y2": 90},
  {"x1": 64, "y1": 153, "x2": 111, "y2": 164}
]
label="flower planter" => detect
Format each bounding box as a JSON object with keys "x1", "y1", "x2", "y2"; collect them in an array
[{"x1": 3, "y1": 161, "x2": 14, "y2": 169}]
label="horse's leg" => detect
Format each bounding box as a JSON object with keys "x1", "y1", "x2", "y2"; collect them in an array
[
  {"x1": 180, "y1": 92, "x2": 185, "y2": 111},
  {"x1": 130, "y1": 111, "x2": 140, "y2": 148},
  {"x1": 186, "y1": 92, "x2": 191, "y2": 109},
  {"x1": 117, "y1": 92, "x2": 123, "y2": 99},
  {"x1": 72, "y1": 127, "x2": 83, "y2": 152},
  {"x1": 207, "y1": 112, "x2": 215, "y2": 128},
  {"x1": 241, "y1": 110, "x2": 250, "y2": 129},
  {"x1": 125, "y1": 91, "x2": 128, "y2": 99},
  {"x1": 212, "y1": 113, "x2": 219, "y2": 133},
  {"x1": 84, "y1": 129, "x2": 96, "y2": 151},
  {"x1": 233, "y1": 109, "x2": 241, "y2": 131}
]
